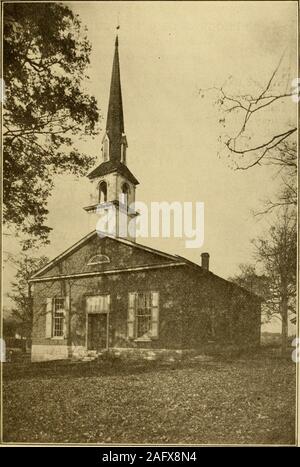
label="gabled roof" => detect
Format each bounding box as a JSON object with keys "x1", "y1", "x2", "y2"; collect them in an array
[
  {"x1": 29, "y1": 231, "x2": 260, "y2": 300},
  {"x1": 30, "y1": 230, "x2": 97, "y2": 279},
  {"x1": 30, "y1": 231, "x2": 180, "y2": 280},
  {"x1": 87, "y1": 160, "x2": 139, "y2": 185}
]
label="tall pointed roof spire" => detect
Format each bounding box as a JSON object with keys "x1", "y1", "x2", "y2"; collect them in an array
[
  {"x1": 106, "y1": 35, "x2": 124, "y2": 161},
  {"x1": 87, "y1": 35, "x2": 138, "y2": 185}
]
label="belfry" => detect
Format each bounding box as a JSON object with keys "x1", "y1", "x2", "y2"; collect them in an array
[{"x1": 84, "y1": 36, "x2": 139, "y2": 240}]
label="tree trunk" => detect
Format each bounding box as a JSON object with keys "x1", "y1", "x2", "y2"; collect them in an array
[
  {"x1": 280, "y1": 295, "x2": 288, "y2": 356},
  {"x1": 28, "y1": 283, "x2": 33, "y2": 340}
]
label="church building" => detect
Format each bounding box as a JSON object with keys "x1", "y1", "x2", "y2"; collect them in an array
[{"x1": 30, "y1": 37, "x2": 261, "y2": 362}]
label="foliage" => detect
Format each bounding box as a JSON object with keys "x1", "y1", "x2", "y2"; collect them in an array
[
  {"x1": 253, "y1": 208, "x2": 296, "y2": 352},
  {"x1": 3, "y1": 2, "x2": 99, "y2": 247},
  {"x1": 230, "y1": 207, "x2": 296, "y2": 343},
  {"x1": 228, "y1": 264, "x2": 271, "y2": 323},
  {"x1": 3, "y1": 317, "x2": 19, "y2": 338},
  {"x1": 8, "y1": 254, "x2": 49, "y2": 337}
]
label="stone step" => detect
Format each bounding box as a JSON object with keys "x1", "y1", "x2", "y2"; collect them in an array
[{"x1": 81, "y1": 356, "x2": 97, "y2": 362}]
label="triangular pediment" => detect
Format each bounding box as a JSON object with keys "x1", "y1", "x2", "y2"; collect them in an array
[{"x1": 30, "y1": 232, "x2": 182, "y2": 280}]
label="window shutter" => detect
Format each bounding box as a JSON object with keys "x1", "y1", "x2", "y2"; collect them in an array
[
  {"x1": 128, "y1": 292, "x2": 136, "y2": 339},
  {"x1": 151, "y1": 292, "x2": 159, "y2": 339},
  {"x1": 64, "y1": 296, "x2": 70, "y2": 339},
  {"x1": 45, "y1": 298, "x2": 53, "y2": 338}
]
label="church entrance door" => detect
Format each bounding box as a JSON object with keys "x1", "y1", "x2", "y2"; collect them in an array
[{"x1": 87, "y1": 313, "x2": 108, "y2": 351}]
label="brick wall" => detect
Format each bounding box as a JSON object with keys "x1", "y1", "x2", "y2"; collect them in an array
[
  {"x1": 32, "y1": 265, "x2": 260, "y2": 356},
  {"x1": 31, "y1": 237, "x2": 261, "y2": 360},
  {"x1": 32, "y1": 266, "x2": 186, "y2": 351}
]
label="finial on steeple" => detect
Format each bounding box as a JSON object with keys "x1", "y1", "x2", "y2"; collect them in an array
[
  {"x1": 116, "y1": 19, "x2": 120, "y2": 46},
  {"x1": 116, "y1": 10, "x2": 120, "y2": 33}
]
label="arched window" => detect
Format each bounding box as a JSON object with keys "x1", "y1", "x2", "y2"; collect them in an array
[
  {"x1": 98, "y1": 181, "x2": 107, "y2": 204},
  {"x1": 87, "y1": 254, "x2": 110, "y2": 266},
  {"x1": 121, "y1": 183, "x2": 130, "y2": 205}
]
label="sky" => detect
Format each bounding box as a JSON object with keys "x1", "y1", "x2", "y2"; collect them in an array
[{"x1": 3, "y1": 1, "x2": 297, "y2": 332}]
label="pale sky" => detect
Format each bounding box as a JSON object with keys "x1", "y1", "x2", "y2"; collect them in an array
[{"x1": 3, "y1": 1, "x2": 297, "y2": 331}]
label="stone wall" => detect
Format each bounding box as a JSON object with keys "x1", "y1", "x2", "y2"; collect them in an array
[
  {"x1": 31, "y1": 237, "x2": 261, "y2": 362},
  {"x1": 32, "y1": 266, "x2": 186, "y2": 357},
  {"x1": 31, "y1": 344, "x2": 69, "y2": 362}
]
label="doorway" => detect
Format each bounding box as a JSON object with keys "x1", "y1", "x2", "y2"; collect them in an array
[{"x1": 87, "y1": 313, "x2": 108, "y2": 351}]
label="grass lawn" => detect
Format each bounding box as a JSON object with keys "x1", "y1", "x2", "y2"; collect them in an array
[{"x1": 3, "y1": 353, "x2": 296, "y2": 445}]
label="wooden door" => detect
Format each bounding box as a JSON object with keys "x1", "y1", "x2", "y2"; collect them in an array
[{"x1": 87, "y1": 314, "x2": 108, "y2": 350}]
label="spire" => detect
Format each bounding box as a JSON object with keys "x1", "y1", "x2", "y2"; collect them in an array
[{"x1": 106, "y1": 35, "x2": 124, "y2": 162}]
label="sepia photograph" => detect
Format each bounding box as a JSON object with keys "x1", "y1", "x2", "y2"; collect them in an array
[{"x1": 1, "y1": 0, "x2": 298, "y2": 447}]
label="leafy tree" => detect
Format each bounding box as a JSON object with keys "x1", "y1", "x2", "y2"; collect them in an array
[
  {"x1": 230, "y1": 207, "x2": 296, "y2": 354},
  {"x1": 8, "y1": 255, "x2": 49, "y2": 338},
  {"x1": 3, "y1": 316, "x2": 19, "y2": 338},
  {"x1": 3, "y1": 3, "x2": 99, "y2": 247},
  {"x1": 229, "y1": 264, "x2": 270, "y2": 319},
  {"x1": 253, "y1": 208, "x2": 296, "y2": 354}
]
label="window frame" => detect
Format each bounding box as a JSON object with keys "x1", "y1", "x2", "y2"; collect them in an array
[
  {"x1": 135, "y1": 293, "x2": 152, "y2": 340},
  {"x1": 121, "y1": 182, "x2": 130, "y2": 206},
  {"x1": 87, "y1": 254, "x2": 110, "y2": 266},
  {"x1": 98, "y1": 181, "x2": 108, "y2": 204},
  {"x1": 128, "y1": 291, "x2": 159, "y2": 341},
  {"x1": 52, "y1": 297, "x2": 65, "y2": 339}
]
